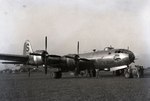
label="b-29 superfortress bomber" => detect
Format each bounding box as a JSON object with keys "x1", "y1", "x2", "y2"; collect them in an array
[{"x1": 0, "y1": 36, "x2": 144, "y2": 78}]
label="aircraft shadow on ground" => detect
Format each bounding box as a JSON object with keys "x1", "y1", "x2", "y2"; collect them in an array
[{"x1": 61, "y1": 71, "x2": 150, "y2": 79}]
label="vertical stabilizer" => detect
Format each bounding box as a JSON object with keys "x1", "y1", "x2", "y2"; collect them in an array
[{"x1": 23, "y1": 40, "x2": 33, "y2": 55}]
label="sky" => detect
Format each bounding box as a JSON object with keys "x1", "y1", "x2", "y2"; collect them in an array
[{"x1": 0, "y1": 0, "x2": 150, "y2": 69}]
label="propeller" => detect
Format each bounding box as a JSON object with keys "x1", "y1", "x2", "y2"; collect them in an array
[
  {"x1": 45, "y1": 36, "x2": 47, "y2": 51},
  {"x1": 44, "y1": 36, "x2": 48, "y2": 74},
  {"x1": 29, "y1": 36, "x2": 62, "y2": 75},
  {"x1": 43, "y1": 36, "x2": 61, "y2": 74},
  {"x1": 74, "y1": 41, "x2": 80, "y2": 75},
  {"x1": 29, "y1": 36, "x2": 48, "y2": 74},
  {"x1": 77, "y1": 41, "x2": 79, "y2": 55},
  {"x1": 65, "y1": 41, "x2": 89, "y2": 76}
]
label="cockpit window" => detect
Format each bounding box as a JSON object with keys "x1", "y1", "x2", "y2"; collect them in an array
[{"x1": 115, "y1": 49, "x2": 124, "y2": 53}]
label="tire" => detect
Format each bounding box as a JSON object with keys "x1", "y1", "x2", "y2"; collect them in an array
[
  {"x1": 115, "y1": 70, "x2": 121, "y2": 76},
  {"x1": 92, "y1": 69, "x2": 96, "y2": 77},
  {"x1": 124, "y1": 72, "x2": 130, "y2": 78},
  {"x1": 53, "y1": 71, "x2": 62, "y2": 79},
  {"x1": 139, "y1": 67, "x2": 144, "y2": 78}
]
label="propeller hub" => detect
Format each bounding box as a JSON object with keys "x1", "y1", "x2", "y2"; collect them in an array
[{"x1": 75, "y1": 55, "x2": 79, "y2": 60}]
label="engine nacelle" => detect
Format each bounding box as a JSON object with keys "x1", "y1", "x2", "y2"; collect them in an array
[{"x1": 29, "y1": 50, "x2": 48, "y2": 66}]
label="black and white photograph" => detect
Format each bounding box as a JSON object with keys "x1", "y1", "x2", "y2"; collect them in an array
[{"x1": 0, "y1": 0, "x2": 150, "y2": 101}]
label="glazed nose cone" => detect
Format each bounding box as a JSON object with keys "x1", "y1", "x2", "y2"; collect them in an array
[{"x1": 122, "y1": 49, "x2": 135, "y2": 63}]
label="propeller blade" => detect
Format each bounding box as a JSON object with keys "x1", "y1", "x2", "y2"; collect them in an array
[
  {"x1": 77, "y1": 41, "x2": 79, "y2": 55},
  {"x1": 45, "y1": 36, "x2": 47, "y2": 51},
  {"x1": 45, "y1": 58, "x2": 47, "y2": 74},
  {"x1": 45, "y1": 36, "x2": 48, "y2": 74},
  {"x1": 45, "y1": 66, "x2": 47, "y2": 74}
]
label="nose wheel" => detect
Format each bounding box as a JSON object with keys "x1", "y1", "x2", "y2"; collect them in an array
[
  {"x1": 124, "y1": 71, "x2": 130, "y2": 78},
  {"x1": 124, "y1": 68, "x2": 133, "y2": 78}
]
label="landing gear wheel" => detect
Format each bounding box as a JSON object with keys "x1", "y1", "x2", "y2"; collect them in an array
[
  {"x1": 124, "y1": 71, "x2": 133, "y2": 78},
  {"x1": 87, "y1": 69, "x2": 93, "y2": 77},
  {"x1": 92, "y1": 69, "x2": 96, "y2": 77},
  {"x1": 53, "y1": 71, "x2": 62, "y2": 79},
  {"x1": 115, "y1": 70, "x2": 121, "y2": 76},
  {"x1": 124, "y1": 72, "x2": 130, "y2": 78},
  {"x1": 74, "y1": 68, "x2": 80, "y2": 77},
  {"x1": 138, "y1": 67, "x2": 144, "y2": 78}
]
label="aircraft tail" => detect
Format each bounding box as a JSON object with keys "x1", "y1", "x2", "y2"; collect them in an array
[{"x1": 23, "y1": 40, "x2": 33, "y2": 55}]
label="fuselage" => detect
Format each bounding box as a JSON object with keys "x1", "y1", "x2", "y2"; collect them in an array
[
  {"x1": 80, "y1": 48, "x2": 134, "y2": 68},
  {"x1": 57, "y1": 47, "x2": 135, "y2": 72},
  {"x1": 28, "y1": 47, "x2": 135, "y2": 72}
]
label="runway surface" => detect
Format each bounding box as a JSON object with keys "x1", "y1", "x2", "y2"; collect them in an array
[{"x1": 0, "y1": 70, "x2": 150, "y2": 101}]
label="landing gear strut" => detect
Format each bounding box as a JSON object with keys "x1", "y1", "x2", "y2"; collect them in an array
[
  {"x1": 132, "y1": 66, "x2": 144, "y2": 78},
  {"x1": 124, "y1": 68, "x2": 133, "y2": 78},
  {"x1": 88, "y1": 69, "x2": 96, "y2": 77},
  {"x1": 92, "y1": 69, "x2": 96, "y2": 77},
  {"x1": 28, "y1": 68, "x2": 31, "y2": 77},
  {"x1": 115, "y1": 69, "x2": 124, "y2": 76},
  {"x1": 115, "y1": 70, "x2": 121, "y2": 76}
]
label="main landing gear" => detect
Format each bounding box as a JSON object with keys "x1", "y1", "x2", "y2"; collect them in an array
[
  {"x1": 115, "y1": 69, "x2": 124, "y2": 76},
  {"x1": 52, "y1": 71, "x2": 62, "y2": 79},
  {"x1": 124, "y1": 68, "x2": 133, "y2": 78},
  {"x1": 87, "y1": 69, "x2": 96, "y2": 77},
  {"x1": 73, "y1": 69, "x2": 96, "y2": 78}
]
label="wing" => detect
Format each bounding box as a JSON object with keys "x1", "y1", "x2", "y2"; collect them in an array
[
  {"x1": 1, "y1": 61, "x2": 26, "y2": 64},
  {"x1": 0, "y1": 53, "x2": 29, "y2": 63}
]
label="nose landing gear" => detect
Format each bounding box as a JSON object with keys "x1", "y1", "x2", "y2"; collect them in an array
[
  {"x1": 124, "y1": 68, "x2": 133, "y2": 78},
  {"x1": 124, "y1": 65, "x2": 144, "y2": 78}
]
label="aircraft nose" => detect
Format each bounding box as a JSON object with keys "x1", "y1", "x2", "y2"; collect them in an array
[
  {"x1": 121, "y1": 49, "x2": 135, "y2": 63},
  {"x1": 128, "y1": 51, "x2": 135, "y2": 63}
]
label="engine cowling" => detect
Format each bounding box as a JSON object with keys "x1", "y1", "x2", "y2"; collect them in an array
[{"x1": 31, "y1": 50, "x2": 48, "y2": 65}]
